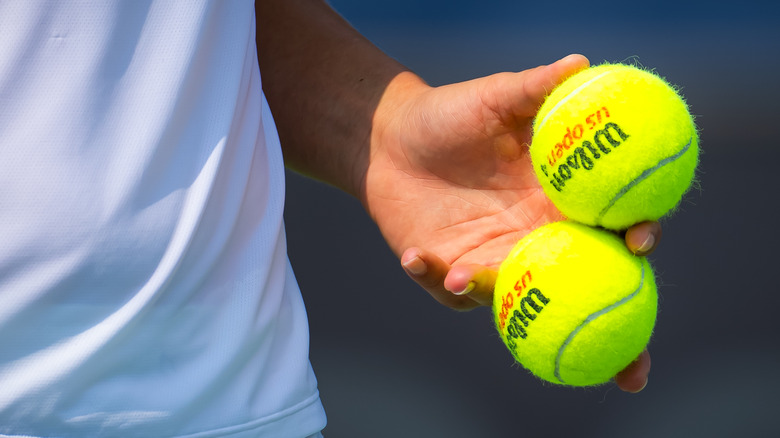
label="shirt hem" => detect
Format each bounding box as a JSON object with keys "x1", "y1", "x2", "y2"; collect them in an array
[{"x1": 175, "y1": 391, "x2": 326, "y2": 438}]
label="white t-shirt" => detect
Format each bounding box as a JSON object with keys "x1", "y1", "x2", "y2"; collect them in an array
[{"x1": 0, "y1": 1, "x2": 326, "y2": 436}]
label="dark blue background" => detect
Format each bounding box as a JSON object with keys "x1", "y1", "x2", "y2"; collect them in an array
[{"x1": 284, "y1": 1, "x2": 780, "y2": 436}]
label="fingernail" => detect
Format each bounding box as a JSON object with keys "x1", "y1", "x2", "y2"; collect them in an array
[
  {"x1": 402, "y1": 256, "x2": 427, "y2": 276},
  {"x1": 631, "y1": 378, "x2": 649, "y2": 394},
  {"x1": 453, "y1": 281, "x2": 475, "y2": 296},
  {"x1": 636, "y1": 234, "x2": 655, "y2": 254}
]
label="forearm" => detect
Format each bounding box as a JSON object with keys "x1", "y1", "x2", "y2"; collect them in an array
[{"x1": 255, "y1": 0, "x2": 424, "y2": 198}]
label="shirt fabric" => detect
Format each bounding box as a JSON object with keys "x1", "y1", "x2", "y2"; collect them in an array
[{"x1": 0, "y1": 1, "x2": 326, "y2": 436}]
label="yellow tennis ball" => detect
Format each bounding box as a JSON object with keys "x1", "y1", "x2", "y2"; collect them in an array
[
  {"x1": 531, "y1": 63, "x2": 699, "y2": 230},
  {"x1": 493, "y1": 221, "x2": 657, "y2": 386}
]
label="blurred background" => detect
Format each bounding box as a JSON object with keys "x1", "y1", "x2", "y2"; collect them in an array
[{"x1": 284, "y1": 1, "x2": 780, "y2": 436}]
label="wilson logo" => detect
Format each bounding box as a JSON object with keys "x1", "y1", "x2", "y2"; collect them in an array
[{"x1": 539, "y1": 122, "x2": 630, "y2": 192}]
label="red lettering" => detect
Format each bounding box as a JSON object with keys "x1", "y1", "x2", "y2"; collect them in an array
[
  {"x1": 548, "y1": 107, "x2": 611, "y2": 159},
  {"x1": 498, "y1": 292, "x2": 514, "y2": 329},
  {"x1": 586, "y1": 114, "x2": 596, "y2": 130},
  {"x1": 572, "y1": 124, "x2": 584, "y2": 140},
  {"x1": 513, "y1": 270, "x2": 533, "y2": 296},
  {"x1": 562, "y1": 127, "x2": 574, "y2": 149}
]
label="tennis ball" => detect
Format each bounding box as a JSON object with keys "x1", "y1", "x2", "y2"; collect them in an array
[
  {"x1": 531, "y1": 63, "x2": 698, "y2": 230},
  {"x1": 493, "y1": 221, "x2": 657, "y2": 386}
]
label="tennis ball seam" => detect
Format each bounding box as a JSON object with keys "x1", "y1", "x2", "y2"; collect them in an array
[
  {"x1": 595, "y1": 135, "x2": 696, "y2": 225},
  {"x1": 530, "y1": 63, "x2": 699, "y2": 230},
  {"x1": 553, "y1": 258, "x2": 647, "y2": 384}
]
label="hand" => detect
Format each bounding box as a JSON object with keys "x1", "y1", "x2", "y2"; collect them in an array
[{"x1": 363, "y1": 54, "x2": 658, "y2": 392}]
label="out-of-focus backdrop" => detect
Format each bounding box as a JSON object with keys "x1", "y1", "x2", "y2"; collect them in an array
[{"x1": 283, "y1": 1, "x2": 780, "y2": 436}]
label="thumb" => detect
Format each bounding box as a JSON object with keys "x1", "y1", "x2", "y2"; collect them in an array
[
  {"x1": 523, "y1": 54, "x2": 591, "y2": 107},
  {"x1": 486, "y1": 54, "x2": 591, "y2": 124}
]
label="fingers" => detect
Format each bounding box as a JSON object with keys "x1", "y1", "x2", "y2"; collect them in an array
[
  {"x1": 480, "y1": 54, "x2": 589, "y2": 129},
  {"x1": 614, "y1": 349, "x2": 651, "y2": 393},
  {"x1": 402, "y1": 245, "x2": 652, "y2": 394},
  {"x1": 443, "y1": 264, "x2": 497, "y2": 307},
  {"x1": 401, "y1": 248, "x2": 496, "y2": 311},
  {"x1": 399, "y1": 219, "x2": 662, "y2": 311},
  {"x1": 624, "y1": 221, "x2": 663, "y2": 256}
]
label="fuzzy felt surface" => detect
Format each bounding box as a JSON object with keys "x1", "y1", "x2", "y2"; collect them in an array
[
  {"x1": 493, "y1": 221, "x2": 657, "y2": 386},
  {"x1": 530, "y1": 63, "x2": 699, "y2": 230}
]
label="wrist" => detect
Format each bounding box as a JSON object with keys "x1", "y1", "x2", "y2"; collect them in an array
[{"x1": 360, "y1": 71, "x2": 430, "y2": 205}]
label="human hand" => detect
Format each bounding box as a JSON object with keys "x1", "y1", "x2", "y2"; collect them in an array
[{"x1": 363, "y1": 54, "x2": 657, "y2": 392}]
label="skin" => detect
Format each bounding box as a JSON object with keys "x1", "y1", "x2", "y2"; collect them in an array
[{"x1": 257, "y1": 0, "x2": 655, "y2": 393}]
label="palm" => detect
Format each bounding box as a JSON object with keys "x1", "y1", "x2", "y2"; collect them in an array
[{"x1": 365, "y1": 72, "x2": 565, "y2": 269}]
